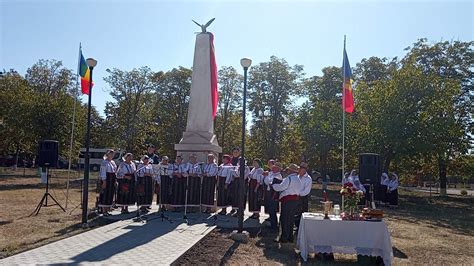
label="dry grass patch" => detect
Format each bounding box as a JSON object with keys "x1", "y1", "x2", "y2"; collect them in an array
[{"x1": 0, "y1": 171, "x2": 98, "y2": 259}]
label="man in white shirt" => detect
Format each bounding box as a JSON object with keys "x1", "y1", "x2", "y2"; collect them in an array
[
  {"x1": 272, "y1": 163, "x2": 303, "y2": 243},
  {"x1": 295, "y1": 162, "x2": 312, "y2": 230}
]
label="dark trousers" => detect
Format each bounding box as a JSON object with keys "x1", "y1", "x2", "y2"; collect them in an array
[
  {"x1": 266, "y1": 200, "x2": 279, "y2": 229},
  {"x1": 280, "y1": 199, "x2": 299, "y2": 242},
  {"x1": 295, "y1": 195, "x2": 309, "y2": 228}
]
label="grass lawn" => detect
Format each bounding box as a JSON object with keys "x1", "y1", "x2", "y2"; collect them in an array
[
  {"x1": 0, "y1": 168, "x2": 98, "y2": 259},
  {"x1": 176, "y1": 184, "x2": 474, "y2": 265}
]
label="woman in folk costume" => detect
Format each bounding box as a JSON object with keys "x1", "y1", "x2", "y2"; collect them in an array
[
  {"x1": 116, "y1": 153, "x2": 137, "y2": 214},
  {"x1": 272, "y1": 163, "x2": 303, "y2": 243},
  {"x1": 217, "y1": 154, "x2": 234, "y2": 215},
  {"x1": 98, "y1": 149, "x2": 117, "y2": 216},
  {"x1": 171, "y1": 155, "x2": 187, "y2": 210},
  {"x1": 135, "y1": 155, "x2": 154, "y2": 213},
  {"x1": 201, "y1": 154, "x2": 218, "y2": 213},
  {"x1": 263, "y1": 161, "x2": 283, "y2": 230},
  {"x1": 186, "y1": 154, "x2": 202, "y2": 208},
  {"x1": 248, "y1": 159, "x2": 264, "y2": 219},
  {"x1": 376, "y1": 172, "x2": 389, "y2": 204},
  {"x1": 386, "y1": 172, "x2": 399, "y2": 207},
  {"x1": 229, "y1": 160, "x2": 250, "y2": 217},
  {"x1": 156, "y1": 156, "x2": 173, "y2": 210}
]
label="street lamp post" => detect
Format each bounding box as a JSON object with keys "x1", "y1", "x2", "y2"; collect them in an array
[
  {"x1": 82, "y1": 58, "x2": 97, "y2": 225},
  {"x1": 238, "y1": 58, "x2": 252, "y2": 233}
]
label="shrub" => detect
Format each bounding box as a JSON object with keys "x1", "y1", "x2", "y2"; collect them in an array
[{"x1": 460, "y1": 189, "x2": 468, "y2": 196}]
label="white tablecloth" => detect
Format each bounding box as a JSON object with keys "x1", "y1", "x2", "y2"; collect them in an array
[{"x1": 297, "y1": 213, "x2": 393, "y2": 266}]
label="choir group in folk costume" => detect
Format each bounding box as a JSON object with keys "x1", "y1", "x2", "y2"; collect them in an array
[{"x1": 98, "y1": 145, "x2": 399, "y2": 243}]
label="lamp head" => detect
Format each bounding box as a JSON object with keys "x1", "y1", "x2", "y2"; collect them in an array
[
  {"x1": 240, "y1": 58, "x2": 252, "y2": 69},
  {"x1": 86, "y1": 58, "x2": 97, "y2": 68}
]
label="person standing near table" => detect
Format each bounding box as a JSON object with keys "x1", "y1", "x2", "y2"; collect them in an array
[
  {"x1": 295, "y1": 162, "x2": 312, "y2": 229},
  {"x1": 135, "y1": 155, "x2": 154, "y2": 213},
  {"x1": 186, "y1": 154, "x2": 202, "y2": 209},
  {"x1": 272, "y1": 163, "x2": 303, "y2": 243},
  {"x1": 116, "y1": 153, "x2": 136, "y2": 214},
  {"x1": 98, "y1": 149, "x2": 117, "y2": 216},
  {"x1": 387, "y1": 172, "x2": 399, "y2": 207},
  {"x1": 201, "y1": 154, "x2": 218, "y2": 213},
  {"x1": 264, "y1": 162, "x2": 283, "y2": 230},
  {"x1": 248, "y1": 159, "x2": 264, "y2": 219},
  {"x1": 376, "y1": 173, "x2": 389, "y2": 204}
]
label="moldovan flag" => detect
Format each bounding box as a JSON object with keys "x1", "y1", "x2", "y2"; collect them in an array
[
  {"x1": 342, "y1": 46, "x2": 354, "y2": 113},
  {"x1": 79, "y1": 48, "x2": 93, "y2": 95},
  {"x1": 209, "y1": 33, "x2": 218, "y2": 119}
]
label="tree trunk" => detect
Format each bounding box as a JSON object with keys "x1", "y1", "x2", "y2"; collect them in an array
[
  {"x1": 14, "y1": 143, "x2": 20, "y2": 170},
  {"x1": 382, "y1": 149, "x2": 394, "y2": 173},
  {"x1": 438, "y1": 157, "x2": 447, "y2": 196}
]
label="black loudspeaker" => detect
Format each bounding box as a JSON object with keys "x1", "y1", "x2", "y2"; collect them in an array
[
  {"x1": 359, "y1": 153, "x2": 380, "y2": 184},
  {"x1": 37, "y1": 140, "x2": 59, "y2": 167}
]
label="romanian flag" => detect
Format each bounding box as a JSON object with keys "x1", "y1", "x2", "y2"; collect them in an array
[
  {"x1": 79, "y1": 48, "x2": 93, "y2": 95},
  {"x1": 342, "y1": 46, "x2": 354, "y2": 113}
]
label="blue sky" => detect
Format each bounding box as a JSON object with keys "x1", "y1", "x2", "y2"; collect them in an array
[{"x1": 1, "y1": 0, "x2": 473, "y2": 116}]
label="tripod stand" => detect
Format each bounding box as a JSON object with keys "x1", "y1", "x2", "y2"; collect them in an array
[
  {"x1": 30, "y1": 167, "x2": 66, "y2": 216},
  {"x1": 363, "y1": 183, "x2": 376, "y2": 209}
]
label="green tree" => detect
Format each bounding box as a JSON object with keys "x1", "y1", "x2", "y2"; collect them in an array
[
  {"x1": 215, "y1": 66, "x2": 243, "y2": 152},
  {"x1": 247, "y1": 56, "x2": 304, "y2": 160},
  {"x1": 403, "y1": 39, "x2": 473, "y2": 195},
  {"x1": 104, "y1": 67, "x2": 156, "y2": 154}
]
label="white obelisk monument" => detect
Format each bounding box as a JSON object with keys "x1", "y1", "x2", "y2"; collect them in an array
[{"x1": 175, "y1": 19, "x2": 222, "y2": 162}]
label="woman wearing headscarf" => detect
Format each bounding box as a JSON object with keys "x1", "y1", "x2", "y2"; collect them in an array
[
  {"x1": 135, "y1": 155, "x2": 154, "y2": 213},
  {"x1": 98, "y1": 149, "x2": 117, "y2": 216},
  {"x1": 248, "y1": 159, "x2": 264, "y2": 219},
  {"x1": 116, "y1": 153, "x2": 136, "y2": 214},
  {"x1": 387, "y1": 172, "x2": 399, "y2": 206},
  {"x1": 376, "y1": 173, "x2": 389, "y2": 204}
]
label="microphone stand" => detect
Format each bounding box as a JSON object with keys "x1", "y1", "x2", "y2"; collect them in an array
[{"x1": 183, "y1": 164, "x2": 190, "y2": 224}]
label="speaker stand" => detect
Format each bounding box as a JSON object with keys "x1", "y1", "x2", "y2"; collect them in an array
[{"x1": 30, "y1": 168, "x2": 66, "y2": 216}]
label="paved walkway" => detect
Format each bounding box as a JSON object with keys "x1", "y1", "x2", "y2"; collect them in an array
[{"x1": 0, "y1": 205, "x2": 268, "y2": 265}]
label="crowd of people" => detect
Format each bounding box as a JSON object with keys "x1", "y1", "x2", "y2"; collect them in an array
[
  {"x1": 342, "y1": 169, "x2": 399, "y2": 207},
  {"x1": 97, "y1": 145, "x2": 313, "y2": 243},
  {"x1": 97, "y1": 144, "x2": 398, "y2": 243}
]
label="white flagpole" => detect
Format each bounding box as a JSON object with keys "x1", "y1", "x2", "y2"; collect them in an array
[
  {"x1": 342, "y1": 35, "x2": 346, "y2": 212},
  {"x1": 65, "y1": 42, "x2": 81, "y2": 209}
]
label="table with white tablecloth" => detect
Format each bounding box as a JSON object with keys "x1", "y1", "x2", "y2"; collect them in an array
[{"x1": 297, "y1": 213, "x2": 393, "y2": 266}]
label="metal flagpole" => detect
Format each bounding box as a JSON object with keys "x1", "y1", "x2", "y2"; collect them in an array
[
  {"x1": 65, "y1": 42, "x2": 81, "y2": 209},
  {"x1": 341, "y1": 35, "x2": 346, "y2": 212}
]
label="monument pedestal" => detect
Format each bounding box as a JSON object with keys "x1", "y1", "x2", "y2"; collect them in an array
[{"x1": 175, "y1": 131, "x2": 222, "y2": 162}]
